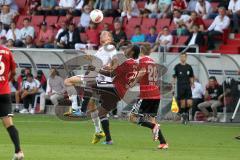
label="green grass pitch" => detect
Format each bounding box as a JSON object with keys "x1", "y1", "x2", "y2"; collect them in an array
[{"x1": 0, "y1": 115, "x2": 239, "y2": 160}]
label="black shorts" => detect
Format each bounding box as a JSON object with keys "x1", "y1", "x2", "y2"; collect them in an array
[
  {"x1": 177, "y1": 84, "x2": 192, "y2": 100},
  {"x1": 0, "y1": 94, "x2": 13, "y2": 118},
  {"x1": 87, "y1": 85, "x2": 120, "y2": 112},
  {"x1": 138, "y1": 99, "x2": 160, "y2": 117}
]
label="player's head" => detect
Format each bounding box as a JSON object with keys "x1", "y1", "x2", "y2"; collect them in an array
[
  {"x1": 24, "y1": 67, "x2": 31, "y2": 75},
  {"x1": 208, "y1": 76, "x2": 217, "y2": 87},
  {"x1": 180, "y1": 52, "x2": 187, "y2": 63},
  {"x1": 50, "y1": 68, "x2": 58, "y2": 77},
  {"x1": 124, "y1": 44, "x2": 140, "y2": 59},
  {"x1": 141, "y1": 44, "x2": 151, "y2": 56},
  {"x1": 100, "y1": 31, "x2": 113, "y2": 45},
  {"x1": 26, "y1": 73, "x2": 33, "y2": 82}
]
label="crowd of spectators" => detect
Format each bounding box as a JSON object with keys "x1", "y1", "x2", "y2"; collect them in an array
[{"x1": 0, "y1": 0, "x2": 237, "y2": 51}]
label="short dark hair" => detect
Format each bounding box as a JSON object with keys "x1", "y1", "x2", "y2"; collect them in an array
[
  {"x1": 135, "y1": 25, "x2": 141, "y2": 29},
  {"x1": 181, "y1": 52, "x2": 187, "y2": 56},
  {"x1": 150, "y1": 26, "x2": 156, "y2": 30},
  {"x1": 23, "y1": 18, "x2": 30, "y2": 22},
  {"x1": 209, "y1": 76, "x2": 217, "y2": 81},
  {"x1": 132, "y1": 45, "x2": 140, "y2": 59},
  {"x1": 163, "y1": 26, "x2": 169, "y2": 30}
]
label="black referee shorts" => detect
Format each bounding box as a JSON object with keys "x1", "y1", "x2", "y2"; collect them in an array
[
  {"x1": 177, "y1": 84, "x2": 192, "y2": 100},
  {"x1": 0, "y1": 94, "x2": 13, "y2": 118},
  {"x1": 138, "y1": 99, "x2": 160, "y2": 117}
]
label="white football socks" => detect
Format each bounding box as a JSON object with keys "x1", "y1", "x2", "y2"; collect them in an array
[
  {"x1": 69, "y1": 95, "x2": 80, "y2": 110},
  {"x1": 91, "y1": 110, "x2": 102, "y2": 133}
]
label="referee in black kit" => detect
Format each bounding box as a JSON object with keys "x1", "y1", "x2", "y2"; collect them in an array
[{"x1": 172, "y1": 52, "x2": 194, "y2": 124}]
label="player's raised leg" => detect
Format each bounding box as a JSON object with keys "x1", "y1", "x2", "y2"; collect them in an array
[{"x1": 64, "y1": 76, "x2": 84, "y2": 116}]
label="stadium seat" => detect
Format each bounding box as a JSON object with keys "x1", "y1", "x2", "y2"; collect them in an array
[
  {"x1": 141, "y1": 18, "x2": 156, "y2": 34},
  {"x1": 210, "y1": 2, "x2": 219, "y2": 10},
  {"x1": 156, "y1": 19, "x2": 171, "y2": 32},
  {"x1": 73, "y1": 17, "x2": 80, "y2": 26},
  {"x1": 137, "y1": 1, "x2": 146, "y2": 9},
  {"x1": 124, "y1": 26, "x2": 135, "y2": 40},
  {"x1": 127, "y1": 17, "x2": 142, "y2": 28},
  {"x1": 171, "y1": 36, "x2": 188, "y2": 52},
  {"x1": 58, "y1": 16, "x2": 67, "y2": 24},
  {"x1": 31, "y1": 15, "x2": 44, "y2": 26},
  {"x1": 16, "y1": 15, "x2": 31, "y2": 28},
  {"x1": 227, "y1": 39, "x2": 240, "y2": 46},
  {"x1": 235, "y1": 34, "x2": 240, "y2": 39},
  {"x1": 214, "y1": 28, "x2": 230, "y2": 44},
  {"x1": 45, "y1": 16, "x2": 59, "y2": 26},
  {"x1": 102, "y1": 17, "x2": 114, "y2": 24},
  {"x1": 16, "y1": 0, "x2": 28, "y2": 14},
  {"x1": 203, "y1": 19, "x2": 213, "y2": 28},
  {"x1": 213, "y1": 45, "x2": 240, "y2": 54}
]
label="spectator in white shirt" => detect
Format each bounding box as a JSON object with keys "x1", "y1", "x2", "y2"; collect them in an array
[
  {"x1": 0, "y1": 22, "x2": 7, "y2": 38},
  {"x1": 172, "y1": 9, "x2": 190, "y2": 35},
  {"x1": 40, "y1": 68, "x2": 65, "y2": 113},
  {"x1": 0, "y1": 0, "x2": 18, "y2": 13},
  {"x1": 72, "y1": 0, "x2": 84, "y2": 16},
  {"x1": 6, "y1": 22, "x2": 21, "y2": 46},
  {"x1": 205, "y1": 7, "x2": 230, "y2": 50},
  {"x1": 78, "y1": 4, "x2": 91, "y2": 31},
  {"x1": 121, "y1": 0, "x2": 140, "y2": 19},
  {"x1": 0, "y1": 5, "x2": 18, "y2": 30},
  {"x1": 227, "y1": 0, "x2": 240, "y2": 33},
  {"x1": 55, "y1": 0, "x2": 75, "y2": 15},
  {"x1": 157, "y1": 0, "x2": 172, "y2": 18},
  {"x1": 20, "y1": 18, "x2": 35, "y2": 46},
  {"x1": 151, "y1": 26, "x2": 173, "y2": 52},
  {"x1": 195, "y1": 0, "x2": 212, "y2": 19},
  {"x1": 19, "y1": 73, "x2": 40, "y2": 114},
  {"x1": 191, "y1": 78, "x2": 205, "y2": 120},
  {"x1": 144, "y1": 0, "x2": 158, "y2": 18},
  {"x1": 187, "y1": 0, "x2": 198, "y2": 12}
]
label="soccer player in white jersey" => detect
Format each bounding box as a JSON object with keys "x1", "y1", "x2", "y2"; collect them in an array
[{"x1": 64, "y1": 31, "x2": 118, "y2": 144}]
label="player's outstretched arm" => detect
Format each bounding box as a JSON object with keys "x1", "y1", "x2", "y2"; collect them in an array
[{"x1": 64, "y1": 76, "x2": 83, "y2": 87}]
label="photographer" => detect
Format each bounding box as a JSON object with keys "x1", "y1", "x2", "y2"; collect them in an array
[{"x1": 19, "y1": 74, "x2": 40, "y2": 114}]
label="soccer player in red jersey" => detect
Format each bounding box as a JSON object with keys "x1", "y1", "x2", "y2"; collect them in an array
[
  {"x1": 0, "y1": 46, "x2": 24, "y2": 159},
  {"x1": 129, "y1": 44, "x2": 168, "y2": 149}
]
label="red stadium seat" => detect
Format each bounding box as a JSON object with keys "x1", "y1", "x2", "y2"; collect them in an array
[
  {"x1": 171, "y1": 36, "x2": 188, "y2": 52},
  {"x1": 211, "y1": 2, "x2": 219, "y2": 10},
  {"x1": 227, "y1": 39, "x2": 240, "y2": 46},
  {"x1": 235, "y1": 34, "x2": 240, "y2": 39},
  {"x1": 214, "y1": 28, "x2": 230, "y2": 44},
  {"x1": 156, "y1": 19, "x2": 171, "y2": 32},
  {"x1": 214, "y1": 45, "x2": 240, "y2": 54},
  {"x1": 124, "y1": 26, "x2": 135, "y2": 40},
  {"x1": 31, "y1": 15, "x2": 44, "y2": 26},
  {"x1": 58, "y1": 16, "x2": 67, "y2": 24},
  {"x1": 203, "y1": 19, "x2": 213, "y2": 28},
  {"x1": 73, "y1": 17, "x2": 80, "y2": 26},
  {"x1": 141, "y1": 18, "x2": 156, "y2": 34},
  {"x1": 45, "y1": 16, "x2": 59, "y2": 26},
  {"x1": 127, "y1": 17, "x2": 142, "y2": 28},
  {"x1": 16, "y1": 0, "x2": 28, "y2": 14},
  {"x1": 103, "y1": 17, "x2": 113, "y2": 24},
  {"x1": 213, "y1": 45, "x2": 240, "y2": 54},
  {"x1": 137, "y1": 1, "x2": 146, "y2": 9}
]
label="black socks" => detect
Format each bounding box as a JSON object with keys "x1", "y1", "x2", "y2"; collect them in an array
[{"x1": 7, "y1": 125, "x2": 21, "y2": 153}]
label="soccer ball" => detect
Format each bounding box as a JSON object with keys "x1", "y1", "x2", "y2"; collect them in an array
[{"x1": 90, "y1": 9, "x2": 104, "y2": 23}]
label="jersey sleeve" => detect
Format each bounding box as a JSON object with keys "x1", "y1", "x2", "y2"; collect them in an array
[
  {"x1": 189, "y1": 65, "x2": 194, "y2": 78},
  {"x1": 173, "y1": 65, "x2": 178, "y2": 78}
]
